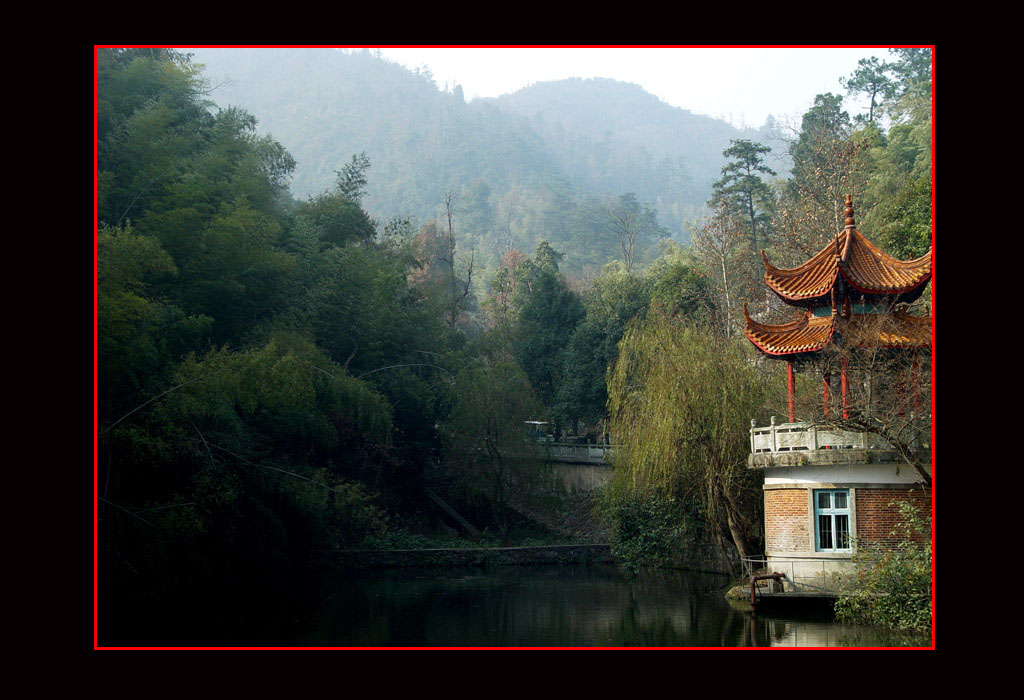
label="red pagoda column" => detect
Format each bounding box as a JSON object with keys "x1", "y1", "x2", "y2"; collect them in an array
[{"x1": 787, "y1": 361, "x2": 795, "y2": 422}]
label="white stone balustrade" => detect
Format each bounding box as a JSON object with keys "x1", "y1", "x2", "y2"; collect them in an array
[
  {"x1": 747, "y1": 417, "x2": 929, "y2": 469},
  {"x1": 750, "y1": 417, "x2": 891, "y2": 455}
]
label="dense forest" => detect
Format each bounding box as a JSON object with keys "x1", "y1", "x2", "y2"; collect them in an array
[{"x1": 96, "y1": 47, "x2": 932, "y2": 638}]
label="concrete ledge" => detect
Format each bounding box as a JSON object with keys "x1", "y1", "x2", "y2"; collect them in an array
[
  {"x1": 321, "y1": 544, "x2": 614, "y2": 569},
  {"x1": 763, "y1": 482, "x2": 926, "y2": 491},
  {"x1": 749, "y1": 448, "x2": 928, "y2": 469},
  {"x1": 766, "y1": 551, "x2": 853, "y2": 561}
]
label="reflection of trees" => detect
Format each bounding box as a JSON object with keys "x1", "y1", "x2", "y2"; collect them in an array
[{"x1": 307, "y1": 567, "x2": 903, "y2": 646}]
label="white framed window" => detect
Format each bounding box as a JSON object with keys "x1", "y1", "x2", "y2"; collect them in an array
[{"x1": 814, "y1": 489, "x2": 851, "y2": 552}]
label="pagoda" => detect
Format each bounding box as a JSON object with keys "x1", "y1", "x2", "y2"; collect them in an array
[
  {"x1": 742, "y1": 195, "x2": 932, "y2": 597},
  {"x1": 744, "y1": 195, "x2": 932, "y2": 422}
]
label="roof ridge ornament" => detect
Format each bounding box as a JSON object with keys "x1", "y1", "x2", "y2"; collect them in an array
[
  {"x1": 746, "y1": 191, "x2": 931, "y2": 357},
  {"x1": 759, "y1": 195, "x2": 931, "y2": 307},
  {"x1": 836, "y1": 194, "x2": 854, "y2": 263}
]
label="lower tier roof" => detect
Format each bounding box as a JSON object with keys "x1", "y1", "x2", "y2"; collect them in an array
[{"x1": 744, "y1": 306, "x2": 931, "y2": 357}]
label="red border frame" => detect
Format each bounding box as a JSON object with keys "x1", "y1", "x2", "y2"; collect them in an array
[{"x1": 94, "y1": 43, "x2": 937, "y2": 650}]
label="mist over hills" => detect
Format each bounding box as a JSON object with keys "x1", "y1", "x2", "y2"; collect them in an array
[
  {"x1": 187, "y1": 47, "x2": 789, "y2": 273},
  {"x1": 488, "y1": 77, "x2": 787, "y2": 228}
]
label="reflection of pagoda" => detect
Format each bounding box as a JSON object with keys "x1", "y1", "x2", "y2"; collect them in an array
[
  {"x1": 742, "y1": 195, "x2": 932, "y2": 598},
  {"x1": 744, "y1": 195, "x2": 932, "y2": 422}
]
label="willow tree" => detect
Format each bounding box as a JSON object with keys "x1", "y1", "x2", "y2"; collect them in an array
[{"x1": 607, "y1": 316, "x2": 776, "y2": 560}]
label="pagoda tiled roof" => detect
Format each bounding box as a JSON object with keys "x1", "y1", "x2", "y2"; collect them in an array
[
  {"x1": 762, "y1": 199, "x2": 932, "y2": 307},
  {"x1": 743, "y1": 305, "x2": 931, "y2": 357},
  {"x1": 743, "y1": 306, "x2": 837, "y2": 356},
  {"x1": 843, "y1": 307, "x2": 932, "y2": 350}
]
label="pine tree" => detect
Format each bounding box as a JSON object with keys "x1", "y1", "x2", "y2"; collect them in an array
[{"x1": 710, "y1": 139, "x2": 776, "y2": 253}]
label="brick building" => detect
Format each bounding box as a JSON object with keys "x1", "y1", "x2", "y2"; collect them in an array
[{"x1": 742, "y1": 196, "x2": 932, "y2": 592}]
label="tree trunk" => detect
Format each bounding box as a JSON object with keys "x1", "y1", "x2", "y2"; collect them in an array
[
  {"x1": 424, "y1": 488, "x2": 480, "y2": 541},
  {"x1": 747, "y1": 193, "x2": 757, "y2": 253},
  {"x1": 725, "y1": 505, "x2": 753, "y2": 561}
]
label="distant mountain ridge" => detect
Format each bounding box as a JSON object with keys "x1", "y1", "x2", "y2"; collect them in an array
[
  {"x1": 488, "y1": 77, "x2": 784, "y2": 226},
  {"x1": 491, "y1": 76, "x2": 754, "y2": 166},
  {"x1": 190, "y1": 48, "x2": 554, "y2": 214},
  {"x1": 185, "y1": 48, "x2": 790, "y2": 276}
]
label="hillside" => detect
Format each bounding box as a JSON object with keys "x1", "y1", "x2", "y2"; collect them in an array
[
  {"x1": 185, "y1": 48, "x2": 786, "y2": 275},
  {"x1": 189, "y1": 48, "x2": 556, "y2": 213},
  {"x1": 489, "y1": 77, "x2": 780, "y2": 229}
]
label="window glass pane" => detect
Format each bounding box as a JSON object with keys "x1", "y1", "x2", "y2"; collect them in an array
[
  {"x1": 818, "y1": 515, "x2": 833, "y2": 550},
  {"x1": 817, "y1": 492, "x2": 831, "y2": 509},
  {"x1": 835, "y1": 514, "x2": 849, "y2": 549},
  {"x1": 833, "y1": 491, "x2": 847, "y2": 509}
]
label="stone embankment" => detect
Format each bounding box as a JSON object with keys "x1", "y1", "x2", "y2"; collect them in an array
[{"x1": 323, "y1": 544, "x2": 614, "y2": 569}]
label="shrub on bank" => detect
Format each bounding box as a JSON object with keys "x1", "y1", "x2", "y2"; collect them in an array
[
  {"x1": 599, "y1": 491, "x2": 685, "y2": 575},
  {"x1": 835, "y1": 500, "x2": 932, "y2": 636}
]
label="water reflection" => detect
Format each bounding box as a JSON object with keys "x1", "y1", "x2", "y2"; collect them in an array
[
  {"x1": 285, "y1": 565, "x2": 903, "y2": 647},
  {"x1": 102, "y1": 564, "x2": 919, "y2": 647}
]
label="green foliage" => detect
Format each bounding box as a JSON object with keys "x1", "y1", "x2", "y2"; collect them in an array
[
  {"x1": 554, "y1": 320, "x2": 610, "y2": 426},
  {"x1": 295, "y1": 191, "x2": 377, "y2": 249},
  {"x1": 97, "y1": 49, "x2": 212, "y2": 228},
  {"x1": 841, "y1": 57, "x2": 896, "y2": 125},
  {"x1": 835, "y1": 501, "x2": 932, "y2": 639},
  {"x1": 440, "y1": 358, "x2": 547, "y2": 544},
  {"x1": 97, "y1": 50, "x2": 444, "y2": 606},
  {"x1": 820, "y1": 49, "x2": 932, "y2": 267},
  {"x1": 859, "y1": 100, "x2": 932, "y2": 261},
  {"x1": 711, "y1": 139, "x2": 776, "y2": 252},
  {"x1": 887, "y1": 48, "x2": 933, "y2": 99},
  {"x1": 554, "y1": 264, "x2": 651, "y2": 425},
  {"x1": 180, "y1": 201, "x2": 296, "y2": 343},
  {"x1": 166, "y1": 340, "x2": 393, "y2": 451},
  {"x1": 773, "y1": 91, "x2": 876, "y2": 260},
  {"x1": 646, "y1": 247, "x2": 716, "y2": 322},
  {"x1": 866, "y1": 175, "x2": 932, "y2": 260},
  {"x1": 511, "y1": 242, "x2": 586, "y2": 409},
  {"x1": 100, "y1": 336, "x2": 394, "y2": 595},
  {"x1": 98, "y1": 222, "x2": 178, "y2": 291},
  {"x1": 607, "y1": 316, "x2": 775, "y2": 559},
  {"x1": 286, "y1": 473, "x2": 388, "y2": 548},
  {"x1": 97, "y1": 223, "x2": 213, "y2": 420},
  {"x1": 598, "y1": 491, "x2": 684, "y2": 576},
  {"x1": 550, "y1": 246, "x2": 715, "y2": 432},
  {"x1": 335, "y1": 152, "x2": 372, "y2": 203},
  {"x1": 787, "y1": 93, "x2": 854, "y2": 207}
]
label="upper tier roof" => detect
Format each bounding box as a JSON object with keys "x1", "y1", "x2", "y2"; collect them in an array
[{"x1": 762, "y1": 197, "x2": 932, "y2": 307}]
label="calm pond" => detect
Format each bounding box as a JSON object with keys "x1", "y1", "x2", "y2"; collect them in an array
[{"x1": 103, "y1": 564, "x2": 923, "y2": 647}]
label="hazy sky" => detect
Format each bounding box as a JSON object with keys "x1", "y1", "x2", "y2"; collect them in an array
[{"x1": 372, "y1": 47, "x2": 893, "y2": 129}]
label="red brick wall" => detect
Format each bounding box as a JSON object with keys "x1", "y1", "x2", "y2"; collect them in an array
[
  {"x1": 764, "y1": 488, "x2": 810, "y2": 553},
  {"x1": 855, "y1": 488, "x2": 932, "y2": 549}
]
